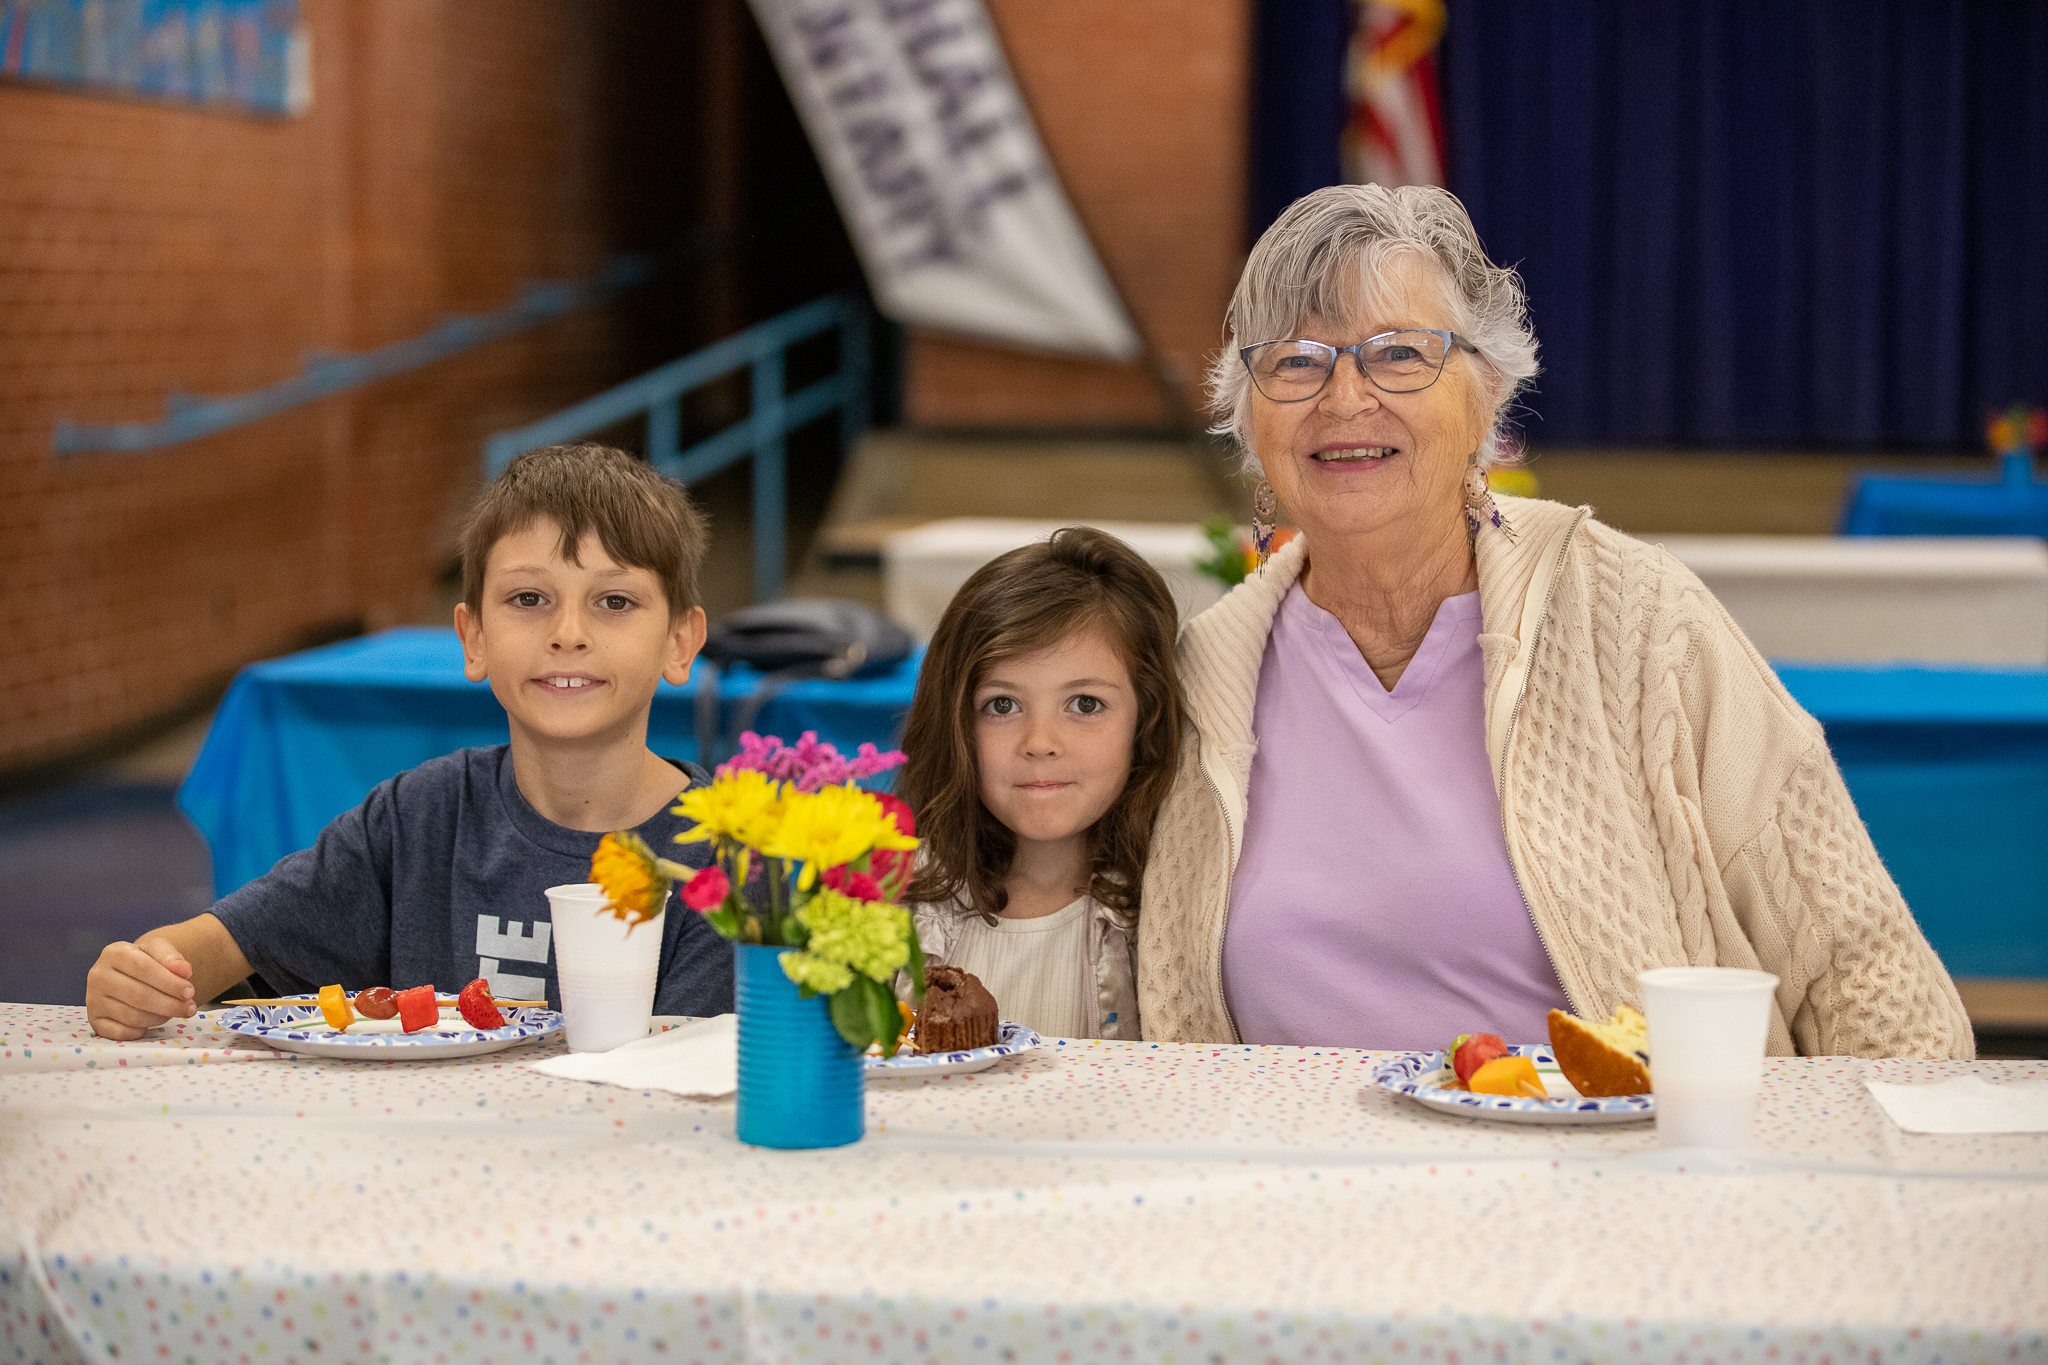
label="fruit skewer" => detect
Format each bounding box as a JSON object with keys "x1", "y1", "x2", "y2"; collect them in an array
[
  {"x1": 240, "y1": 981, "x2": 522, "y2": 1033},
  {"x1": 220, "y1": 995, "x2": 544, "y2": 1007}
]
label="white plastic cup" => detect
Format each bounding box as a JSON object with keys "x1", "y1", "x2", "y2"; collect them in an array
[
  {"x1": 1638, "y1": 966, "x2": 1780, "y2": 1149},
  {"x1": 546, "y1": 882, "x2": 667, "y2": 1052}
]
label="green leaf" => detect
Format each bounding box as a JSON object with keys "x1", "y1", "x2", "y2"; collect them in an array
[
  {"x1": 862, "y1": 976, "x2": 904, "y2": 1058},
  {"x1": 704, "y1": 907, "x2": 740, "y2": 939},
  {"x1": 905, "y1": 929, "x2": 927, "y2": 1007},
  {"x1": 828, "y1": 984, "x2": 874, "y2": 1051},
  {"x1": 1194, "y1": 512, "x2": 1249, "y2": 587}
]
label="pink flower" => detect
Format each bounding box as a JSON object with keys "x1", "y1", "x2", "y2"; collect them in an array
[
  {"x1": 718, "y1": 730, "x2": 906, "y2": 792},
  {"x1": 680, "y1": 865, "x2": 730, "y2": 912},
  {"x1": 822, "y1": 865, "x2": 884, "y2": 902}
]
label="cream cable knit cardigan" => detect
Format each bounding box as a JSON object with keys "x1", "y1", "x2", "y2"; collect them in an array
[{"x1": 1138, "y1": 496, "x2": 1974, "y2": 1059}]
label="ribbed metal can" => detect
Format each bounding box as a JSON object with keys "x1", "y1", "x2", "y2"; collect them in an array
[{"x1": 734, "y1": 943, "x2": 865, "y2": 1148}]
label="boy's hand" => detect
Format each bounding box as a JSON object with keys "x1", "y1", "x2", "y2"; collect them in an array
[{"x1": 86, "y1": 936, "x2": 199, "y2": 1040}]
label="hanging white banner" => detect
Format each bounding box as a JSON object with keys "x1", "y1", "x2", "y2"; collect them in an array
[{"x1": 747, "y1": 0, "x2": 1143, "y2": 361}]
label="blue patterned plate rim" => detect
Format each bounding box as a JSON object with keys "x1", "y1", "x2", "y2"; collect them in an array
[
  {"x1": 215, "y1": 995, "x2": 564, "y2": 1048},
  {"x1": 866, "y1": 1019, "x2": 1042, "y2": 1069},
  {"x1": 1369, "y1": 1043, "x2": 1656, "y2": 1114}
]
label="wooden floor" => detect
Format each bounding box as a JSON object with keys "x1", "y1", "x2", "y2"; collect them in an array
[
  {"x1": 1957, "y1": 979, "x2": 2048, "y2": 1058},
  {"x1": 1513, "y1": 446, "x2": 1985, "y2": 536}
]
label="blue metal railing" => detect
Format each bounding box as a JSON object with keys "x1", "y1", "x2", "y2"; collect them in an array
[
  {"x1": 482, "y1": 295, "x2": 870, "y2": 603},
  {"x1": 55, "y1": 255, "x2": 659, "y2": 455}
]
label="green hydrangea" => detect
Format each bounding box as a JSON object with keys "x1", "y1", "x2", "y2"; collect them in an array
[
  {"x1": 786, "y1": 888, "x2": 912, "y2": 986},
  {"x1": 778, "y1": 950, "x2": 853, "y2": 995}
]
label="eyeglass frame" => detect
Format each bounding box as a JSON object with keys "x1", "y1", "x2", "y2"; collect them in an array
[{"x1": 1238, "y1": 328, "x2": 1481, "y2": 402}]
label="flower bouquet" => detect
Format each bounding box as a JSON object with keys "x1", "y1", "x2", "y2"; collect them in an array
[
  {"x1": 591, "y1": 730, "x2": 923, "y2": 1147},
  {"x1": 1194, "y1": 513, "x2": 1297, "y2": 588}
]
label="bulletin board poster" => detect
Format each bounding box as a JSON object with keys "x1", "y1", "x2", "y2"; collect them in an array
[{"x1": 0, "y1": 0, "x2": 306, "y2": 116}]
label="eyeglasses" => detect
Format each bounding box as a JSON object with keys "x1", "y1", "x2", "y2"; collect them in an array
[{"x1": 1239, "y1": 329, "x2": 1479, "y2": 402}]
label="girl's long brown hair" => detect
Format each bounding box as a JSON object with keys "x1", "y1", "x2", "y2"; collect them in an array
[{"x1": 897, "y1": 526, "x2": 1185, "y2": 923}]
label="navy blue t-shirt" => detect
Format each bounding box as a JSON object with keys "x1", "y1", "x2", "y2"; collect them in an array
[{"x1": 211, "y1": 745, "x2": 733, "y2": 1016}]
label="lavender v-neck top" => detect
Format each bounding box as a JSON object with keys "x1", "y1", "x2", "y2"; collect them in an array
[{"x1": 1221, "y1": 585, "x2": 1568, "y2": 1049}]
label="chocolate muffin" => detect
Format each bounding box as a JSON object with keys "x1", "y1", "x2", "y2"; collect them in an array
[{"x1": 916, "y1": 964, "x2": 999, "y2": 1051}]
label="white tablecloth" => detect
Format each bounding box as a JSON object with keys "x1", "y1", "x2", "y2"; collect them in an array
[
  {"x1": 2, "y1": 1003, "x2": 2043, "y2": 1365},
  {"x1": 883, "y1": 519, "x2": 1226, "y2": 640},
  {"x1": 883, "y1": 522, "x2": 2048, "y2": 663},
  {"x1": 1653, "y1": 535, "x2": 2048, "y2": 663}
]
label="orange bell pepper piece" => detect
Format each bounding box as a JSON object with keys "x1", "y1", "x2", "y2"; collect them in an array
[
  {"x1": 317, "y1": 983, "x2": 354, "y2": 1032},
  {"x1": 1468, "y1": 1055, "x2": 1547, "y2": 1099}
]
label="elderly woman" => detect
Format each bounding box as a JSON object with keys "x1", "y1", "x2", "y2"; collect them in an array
[{"x1": 1138, "y1": 184, "x2": 1972, "y2": 1059}]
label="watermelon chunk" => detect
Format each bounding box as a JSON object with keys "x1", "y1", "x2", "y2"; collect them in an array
[{"x1": 395, "y1": 984, "x2": 439, "y2": 1033}]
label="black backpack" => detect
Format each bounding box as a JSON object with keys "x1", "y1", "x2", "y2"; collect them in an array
[{"x1": 694, "y1": 600, "x2": 914, "y2": 764}]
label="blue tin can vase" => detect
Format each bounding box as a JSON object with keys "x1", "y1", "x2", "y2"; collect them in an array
[{"x1": 734, "y1": 942, "x2": 864, "y2": 1149}]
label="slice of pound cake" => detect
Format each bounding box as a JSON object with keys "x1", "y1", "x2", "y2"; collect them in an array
[{"x1": 1547, "y1": 1004, "x2": 1653, "y2": 1096}]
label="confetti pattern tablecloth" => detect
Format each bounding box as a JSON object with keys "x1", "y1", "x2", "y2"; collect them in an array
[{"x1": 1, "y1": 1003, "x2": 2043, "y2": 1365}]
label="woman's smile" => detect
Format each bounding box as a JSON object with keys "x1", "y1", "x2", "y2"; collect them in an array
[{"x1": 1310, "y1": 441, "x2": 1401, "y2": 465}]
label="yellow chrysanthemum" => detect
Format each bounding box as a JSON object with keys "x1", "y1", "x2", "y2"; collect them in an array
[
  {"x1": 765, "y1": 783, "x2": 919, "y2": 889},
  {"x1": 589, "y1": 831, "x2": 668, "y2": 926},
  {"x1": 671, "y1": 769, "x2": 784, "y2": 849}
]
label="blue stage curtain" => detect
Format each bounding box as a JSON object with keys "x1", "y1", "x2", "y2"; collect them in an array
[
  {"x1": 1423, "y1": 1, "x2": 2048, "y2": 449},
  {"x1": 1249, "y1": 0, "x2": 1352, "y2": 241}
]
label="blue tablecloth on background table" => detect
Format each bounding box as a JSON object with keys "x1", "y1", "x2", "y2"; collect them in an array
[
  {"x1": 1841, "y1": 472, "x2": 2048, "y2": 537},
  {"x1": 176, "y1": 630, "x2": 2045, "y2": 976},
  {"x1": 177, "y1": 627, "x2": 919, "y2": 898},
  {"x1": 1776, "y1": 664, "x2": 2048, "y2": 976}
]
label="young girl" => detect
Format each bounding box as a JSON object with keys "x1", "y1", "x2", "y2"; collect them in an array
[{"x1": 896, "y1": 526, "x2": 1185, "y2": 1040}]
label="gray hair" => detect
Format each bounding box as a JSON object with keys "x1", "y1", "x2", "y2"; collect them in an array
[{"x1": 1206, "y1": 184, "x2": 1539, "y2": 470}]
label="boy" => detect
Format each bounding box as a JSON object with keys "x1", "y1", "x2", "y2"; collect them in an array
[{"x1": 85, "y1": 443, "x2": 732, "y2": 1039}]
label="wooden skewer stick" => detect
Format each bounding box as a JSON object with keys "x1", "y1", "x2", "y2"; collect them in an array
[{"x1": 219, "y1": 996, "x2": 548, "y2": 1008}]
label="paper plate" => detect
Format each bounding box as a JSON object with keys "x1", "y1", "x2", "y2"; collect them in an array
[
  {"x1": 1371, "y1": 1043, "x2": 1655, "y2": 1126},
  {"x1": 215, "y1": 998, "x2": 563, "y2": 1060},
  {"x1": 866, "y1": 1020, "x2": 1042, "y2": 1076}
]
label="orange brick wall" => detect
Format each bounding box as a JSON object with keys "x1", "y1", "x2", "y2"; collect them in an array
[
  {"x1": 0, "y1": 1, "x2": 694, "y2": 773},
  {"x1": 904, "y1": 0, "x2": 1251, "y2": 430}
]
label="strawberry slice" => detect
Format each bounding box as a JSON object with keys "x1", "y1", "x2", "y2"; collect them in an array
[
  {"x1": 1450, "y1": 1032, "x2": 1509, "y2": 1086},
  {"x1": 456, "y1": 977, "x2": 506, "y2": 1030}
]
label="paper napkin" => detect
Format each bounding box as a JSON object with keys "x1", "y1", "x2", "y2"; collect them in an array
[
  {"x1": 530, "y1": 1013, "x2": 737, "y2": 1098},
  {"x1": 1864, "y1": 1076, "x2": 2048, "y2": 1134}
]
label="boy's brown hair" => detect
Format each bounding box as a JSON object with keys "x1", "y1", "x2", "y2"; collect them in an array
[
  {"x1": 896, "y1": 526, "x2": 1185, "y2": 922},
  {"x1": 459, "y1": 442, "x2": 708, "y2": 616}
]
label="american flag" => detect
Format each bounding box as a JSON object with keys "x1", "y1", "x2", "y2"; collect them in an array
[{"x1": 1344, "y1": 0, "x2": 1448, "y2": 189}]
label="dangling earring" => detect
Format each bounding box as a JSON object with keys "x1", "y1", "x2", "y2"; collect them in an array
[
  {"x1": 1252, "y1": 479, "x2": 1279, "y2": 569},
  {"x1": 1464, "y1": 460, "x2": 1517, "y2": 542}
]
